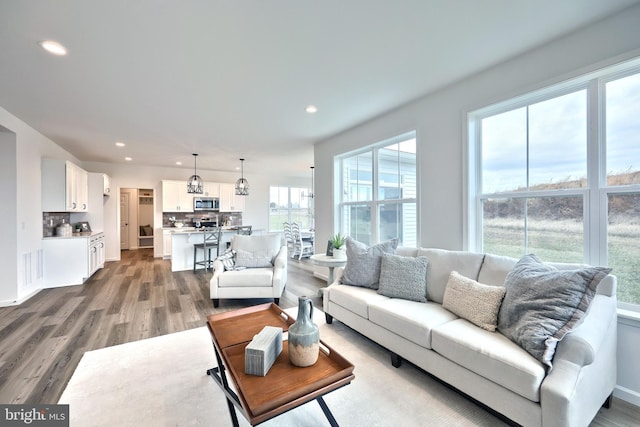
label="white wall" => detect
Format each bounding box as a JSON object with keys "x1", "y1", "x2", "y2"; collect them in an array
[
  {"x1": 314, "y1": 4, "x2": 640, "y2": 406},
  {"x1": 0, "y1": 106, "x2": 82, "y2": 305}
]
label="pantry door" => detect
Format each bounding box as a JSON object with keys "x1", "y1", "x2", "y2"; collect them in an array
[{"x1": 120, "y1": 192, "x2": 130, "y2": 250}]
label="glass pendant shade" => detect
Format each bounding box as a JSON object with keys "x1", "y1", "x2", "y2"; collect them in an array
[
  {"x1": 187, "y1": 153, "x2": 204, "y2": 194},
  {"x1": 235, "y1": 158, "x2": 249, "y2": 196}
]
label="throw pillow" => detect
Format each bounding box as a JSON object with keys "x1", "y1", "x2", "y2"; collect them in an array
[
  {"x1": 442, "y1": 271, "x2": 506, "y2": 332},
  {"x1": 377, "y1": 254, "x2": 428, "y2": 302},
  {"x1": 234, "y1": 249, "x2": 273, "y2": 268},
  {"x1": 497, "y1": 254, "x2": 611, "y2": 368},
  {"x1": 216, "y1": 249, "x2": 236, "y2": 271},
  {"x1": 340, "y1": 237, "x2": 399, "y2": 289}
]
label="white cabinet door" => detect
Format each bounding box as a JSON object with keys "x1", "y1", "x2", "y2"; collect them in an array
[
  {"x1": 219, "y1": 183, "x2": 245, "y2": 212},
  {"x1": 202, "y1": 182, "x2": 220, "y2": 197},
  {"x1": 163, "y1": 230, "x2": 172, "y2": 258},
  {"x1": 103, "y1": 174, "x2": 112, "y2": 196},
  {"x1": 42, "y1": 159, "x2": 90, "y2": 212},
  {"x1": 162, "y1": 180, "x2": 194, "y2": 212}
]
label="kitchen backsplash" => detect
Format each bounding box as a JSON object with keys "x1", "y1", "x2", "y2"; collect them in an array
[
  {"x1": 42, "y1": 212, "x2": 71, "y2": 237},
  {"x1": 162, "y1": 212, "x2": 243, "y2": 227}
]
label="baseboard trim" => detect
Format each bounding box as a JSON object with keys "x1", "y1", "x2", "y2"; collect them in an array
[
  {"x1": 614, "y1": 384, "x2": 640, "y2": 407},
  {"x1": 0, "y1": 288, "x2": 43, "y2": 307}
]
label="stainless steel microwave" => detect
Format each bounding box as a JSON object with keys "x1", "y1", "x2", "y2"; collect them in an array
[{"x1": 194, "y1": 197, "x2": 219, "y2": 211}]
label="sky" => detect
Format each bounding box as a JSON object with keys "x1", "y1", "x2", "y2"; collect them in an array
[{"x1": 481, "y1": 73, "x2": 640, "y2": 194}]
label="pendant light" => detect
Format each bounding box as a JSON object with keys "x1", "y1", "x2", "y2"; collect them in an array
[
  {"x1": 187, "y1": 153, "x2": 203, "y2": 194},
  {"x1": 305, "y1": 166, "x2": 315, "y2": 198},
  {"x1": 235, "y1": 158, "x2": 249, "y2": 196}
]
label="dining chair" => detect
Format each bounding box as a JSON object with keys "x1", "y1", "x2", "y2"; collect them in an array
[{"x1": 291, "y1": 222, "x2": 313, "y2": 260}]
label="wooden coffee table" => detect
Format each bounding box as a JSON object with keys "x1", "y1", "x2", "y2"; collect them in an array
[{"x1": 206, "y1": 303, "x2": 355, "y2": 426}]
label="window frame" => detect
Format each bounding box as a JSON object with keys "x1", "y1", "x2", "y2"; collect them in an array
[
  {"x1": 336, "y1": 131, "x2": 418, "y2": 246},
  {"x1": 467, "y1": 57, "x2": 640, "y2": 311}
]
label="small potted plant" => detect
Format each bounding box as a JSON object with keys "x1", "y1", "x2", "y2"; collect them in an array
[{"x1": 329, "y1": 233, "x2": 347, "y2": 260}]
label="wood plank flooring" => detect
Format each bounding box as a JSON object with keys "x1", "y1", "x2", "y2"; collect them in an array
[{"x1": 0, "y1": 249, "x2": 637, "y2": 426}]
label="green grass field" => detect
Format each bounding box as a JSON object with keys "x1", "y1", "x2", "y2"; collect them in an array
[{"x1": 484, "y1": 218, "x2": 640, "y2": 305}]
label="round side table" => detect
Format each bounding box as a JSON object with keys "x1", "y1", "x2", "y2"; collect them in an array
[{"x1": 310, "y1": 254, "x2": 347, "y2": 286}]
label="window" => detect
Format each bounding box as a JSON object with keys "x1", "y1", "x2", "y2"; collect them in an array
[
  {"x1": 269, "y1": 186, "x2": 313, "y2": 231},
  {"x1": 337, "y1": 132, "x2": 417, "y2": 246},
  {"x1": 468, "y1": 60, "x2": 640, "y2": 309}
]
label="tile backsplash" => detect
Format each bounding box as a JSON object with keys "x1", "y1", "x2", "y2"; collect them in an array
[{"x1": 42, "y1": 212, "x2": 71, "y2": 237}]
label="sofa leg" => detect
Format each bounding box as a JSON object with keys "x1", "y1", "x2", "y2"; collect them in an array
[
  {"x1": 325, "y1": 313, "x2": 333, "y2": 324},
  {"x1": 274, "y1": 298, "x2": 280, "y2": 306},
  {"x1": 602, "y1": 393, "x2": 613, "y2": 409},
  {"x1": 212, "y1": 299, "x2": 219, "y2": 308},
  {"x1": 390, "y1": 352, "x2": 402, "y2": 368}
]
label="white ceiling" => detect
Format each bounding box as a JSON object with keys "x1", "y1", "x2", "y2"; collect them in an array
[{"x1": 1, "y1": 0, "x2": 638, "y2": 177}]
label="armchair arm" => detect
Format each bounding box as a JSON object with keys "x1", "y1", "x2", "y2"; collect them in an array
[
  {"x1": 272, "y1": 245, "x2": 288, "y2": 295},
  {"x1": 210, "y1": 259, "x2": 225, "y2": 299}
]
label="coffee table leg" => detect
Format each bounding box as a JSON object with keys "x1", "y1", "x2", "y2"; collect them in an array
[
  {"x1": 210, "y1": 348, "x2": 241, "y2": 427},
  {"x1": 316, "y1": 396, "x2": 339, "y2": 427}
]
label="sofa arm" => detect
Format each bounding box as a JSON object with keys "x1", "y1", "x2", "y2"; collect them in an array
[
  {"x1": 540, "y1": 293, "x2": 618, "y2": 427},
  {"x1": 552, "y1": 294, "x2": 617, "y2": 366},
  {"x1": 331, "y1": 266, "x2": 345, "y2": 285}
]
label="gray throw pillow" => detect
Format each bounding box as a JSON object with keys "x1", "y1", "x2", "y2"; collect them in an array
[
  {"x1": 377, "y1": 254, "x2": 428, "y2": 302},
  {"x1": 497, "y1": 254, "x2": 611, "y2": 368},
  {"x1": 340, "y1": 237, "x2": 399, "y2": 289}
]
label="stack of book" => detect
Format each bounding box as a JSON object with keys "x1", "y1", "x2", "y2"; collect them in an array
[{"x1": 245, "y1": 326, "x2": 283, "y2": 376}]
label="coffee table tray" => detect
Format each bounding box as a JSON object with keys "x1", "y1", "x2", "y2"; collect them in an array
[{"x1": 223, "y1": 338, "x2": 354, "y2": 419}]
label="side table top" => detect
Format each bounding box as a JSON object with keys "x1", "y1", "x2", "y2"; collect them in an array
[{"x1": 310, "y1": 254, "x2": 347, "y2": 266}]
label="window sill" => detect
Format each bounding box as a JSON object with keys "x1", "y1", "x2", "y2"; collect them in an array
[{"x1": 617, "y1": 308, "x2": 640, "y2": 327}]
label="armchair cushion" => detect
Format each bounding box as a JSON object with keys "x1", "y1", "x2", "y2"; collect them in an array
[{"x1": 232, "y1": 234, "x2": 282, "y2": 266}]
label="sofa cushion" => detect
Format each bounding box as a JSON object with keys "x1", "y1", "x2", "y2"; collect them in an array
[
  {"x1": 377, "y1": 254, "x2": 428, "y2": 302},
  {"x1": 442, "y1": 271, "x2": 506, "y2": 332},
  {"x1": 417, "y1": 248, "x2": 485, "y2": 304},
  {"x1": 327, "y1": 284, "x2": 389, "y2": 319},
  {"x1": 498, "y1": 254, "x2": 612, "y2": 368},
  {"x1": 477, "y1": 253, "x2": 518, "y2": 286},
  {"x1": 231, "y1": 234, "x2": 282, "y2": 266},
  {"x1": 368, "y1": 299, "x2": 458, "y2": 349},
  {"x1": 218, "y1": 268, "x2": 274, "y2": 287},
  {"x1": 340, "y1": 237, "x2": 399, "y2": 289},
  {"x1": 432, "y1": 319, "x2": 546, "y2": 402}
]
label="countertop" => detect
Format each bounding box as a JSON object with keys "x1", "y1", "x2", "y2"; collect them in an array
[
  {"x1": 43, "y1": 230, "x2": 104, "y2": 240},
  {"x1": 163, "y1": 226, "x2": 252, "y2": 235}
]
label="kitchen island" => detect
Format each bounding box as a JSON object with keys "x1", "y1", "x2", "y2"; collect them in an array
[{"x1": 167, "y1": 227, "x2": 267, "y2": 272}]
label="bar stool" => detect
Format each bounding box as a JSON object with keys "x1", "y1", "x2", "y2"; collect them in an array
[{"x1": 193, "y1": 227, "x2": 221, "y2": 272}]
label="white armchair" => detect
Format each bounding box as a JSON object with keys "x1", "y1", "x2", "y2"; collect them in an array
[{"x1": 210, "y1": 233, "x2": 287, "y2": 308}]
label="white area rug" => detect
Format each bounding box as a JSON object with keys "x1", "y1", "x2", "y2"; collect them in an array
[{"x1": 59, "y1": 309, "x2": 507, "y2": 426}]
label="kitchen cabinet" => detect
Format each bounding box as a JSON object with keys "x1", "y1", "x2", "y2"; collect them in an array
[
  {"x1": 42, "y1": 232, "x2": 105, "y2": 288},
  {"x1": 162, "y1": 180, "x2": 194, "y2": 212},
  {"x1": 219, "y1": 183, "x2": 245, "y2": 212},
  {"x1": 202, "y1": 182, "x2": 220, "y2": 197},
  {"x1": 103, "y1": 174, "x2": 112, "y2": 196},
  {"x1": 163, "y1": 229, "x2": 173, "y2": 259},
  {"x1": 42, "y1": 159, "x2": 89, "y2": 212}
]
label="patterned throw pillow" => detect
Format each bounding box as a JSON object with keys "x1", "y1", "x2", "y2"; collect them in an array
[
  {"x1": 216, "y1": 249, "x2": 236, "y2": 271},
  {"x1": 377, "y1": 253, "x2": 428, "y2": 302},
  {"x1": 442, "y1": 271, "x2": 506, "y2": 332},
  {"x1": 340, "y1": 237, "x2": 399, "y2": 289}
]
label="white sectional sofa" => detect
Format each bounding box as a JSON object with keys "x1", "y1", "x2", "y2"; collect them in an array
[{"x1": 323, "y1": 247, "x2": 618, "y2": 427}]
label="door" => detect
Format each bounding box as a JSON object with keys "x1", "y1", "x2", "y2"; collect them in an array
[{"x1": 120, "y1": 192, "x2": 130, "y2": 250}]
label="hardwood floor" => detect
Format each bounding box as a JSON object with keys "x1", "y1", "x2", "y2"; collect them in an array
[{"x1": 0, "y1": 249, "x2": 637, "y2": 426}]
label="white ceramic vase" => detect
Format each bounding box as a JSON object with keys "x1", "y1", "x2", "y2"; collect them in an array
[{"x1": 333, "y1": 247, "x2": 347, "y2": 260}]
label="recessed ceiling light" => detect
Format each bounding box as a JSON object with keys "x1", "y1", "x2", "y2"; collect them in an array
[
  {"x1": 39, "y1": 40, "x2": 67, "y2": 56},
  {"x1": 115, "y1": 141, "x2": 126, "y2": 147},
  {"x1": 176, "y1": 161, "x2": 183, "y2": 166},
  {"x1": 125, "y1": 157, "x2": 132, "y2": 161},
  {"x1": 305, "y1": 105, "x2": 318, "y2": 114}
]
